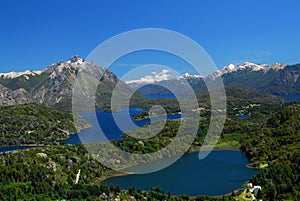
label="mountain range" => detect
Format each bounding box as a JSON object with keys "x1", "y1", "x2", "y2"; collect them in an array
[
  {"x1": 128, "y1": 62, "x2": 300, "y2": 97},
  {"x1": 1, "y1": 58, "x2": 299, "y2": 109}
]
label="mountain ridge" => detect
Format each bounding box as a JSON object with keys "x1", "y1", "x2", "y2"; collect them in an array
[
  {"x1": 0, "y1": 56, "x2": 126, "y2": 110},
  {"x1": 1, "y1": 58, "x2": 299, "y2": 109},
  {"x1": 127, "y1": 61, "x2": 300, "y2": 98}
]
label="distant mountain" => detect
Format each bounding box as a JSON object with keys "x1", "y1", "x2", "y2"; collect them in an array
[
  {"x1": 0, "y1": 56, "x2": 136, "y2": 110},
  {"x1": 127, "y1": 62, "x2": 300, "y2": 98},
  {"x1": 218, "y1": 62, "x2": 300, "y2": 95}
]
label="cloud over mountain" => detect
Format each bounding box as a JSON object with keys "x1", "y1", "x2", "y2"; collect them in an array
[{"x1": 125, "y1": 69, "x2": 171, "y2": 85}]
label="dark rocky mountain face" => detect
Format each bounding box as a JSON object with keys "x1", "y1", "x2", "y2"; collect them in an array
[{"x1": 0, "y1": 56, "x2": 132, "y2": 110}]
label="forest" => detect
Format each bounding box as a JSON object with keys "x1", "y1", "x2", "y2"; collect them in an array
[
  {"x1": 0, "y1": 103, "x2": 89, "y2": 145},
  {"x1": 0, "y1": 90, "x2": 299, "y2": 200}
]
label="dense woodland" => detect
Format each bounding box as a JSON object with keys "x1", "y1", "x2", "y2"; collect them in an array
[
  {"x1": 242, "y1": 104, "x2": 300, "y2": 200},
  {"x1": 0, "y1": 89, "x2": 299, "y2": 200},
  {"x1": 0, "y1": 103, "x2": 89, "y2": 145}
]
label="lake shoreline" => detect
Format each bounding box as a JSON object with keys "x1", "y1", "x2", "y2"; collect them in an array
[
  {"x1": 102, "y1": 149, "x2": 260, "y2": 198},
  {"x1": 0, "y1": 141, "x2": 259, "y2": 198},
  {"x1": 246, "y1": 162, "x2": 268, "y2": 169},
  {"x1": 0, "y1": 144, "x2": 43, "y2": 147},
  {"x1": 100, "y1": 146, "x2": 243, "y2": 182},
  {"x1": 133, "y1": 111, "x2": 182, "y2": 121}
]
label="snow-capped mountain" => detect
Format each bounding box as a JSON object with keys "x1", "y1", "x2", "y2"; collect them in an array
[
  {"x1": 197, "y1": 62, "x2": 287, "y2": 80},
  {"x1": 126, "y1": 61, "x2": 288, "y2": 88},
  {"x1": 0, "y1": 70, "x2": 42, "y2": 79},
  {"x1": 127, "y1": 61, "x2": 299, "y2": 96},
  {"x1": 0, "y1": 56, "x2": 130, "y2": 109},
  {"x1": 1, "y1": 58, "x2": 299, "y2": 107}
]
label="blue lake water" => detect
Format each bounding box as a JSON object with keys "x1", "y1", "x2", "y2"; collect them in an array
[
  {"x1": 0, "y1": 146, "x2": 36, "y2": 153},
  {"x1": 66, "y1": 108, "x2": 183, "y2": 144},
  {"x1": 144, "y1": 94, "x2": 177, "y2": 99},
  {"x1": 0, "y1": 108, "x2": 182, "y2": 152},
  {"x1": 278, "y1": 94, "x2": 300, "y2": 102},
  {"x1": 143, "y1": 94, "x2": 193, "y2": 99},
  {"x1": 105, "y1": 150, "x2": 260, "y2": 196},
  {"x1": 236, "y1": 115, "x2": 250, "y2": 119},
  {"x1": 0, "y1": 107, "x2": 260, "y2": 197}
]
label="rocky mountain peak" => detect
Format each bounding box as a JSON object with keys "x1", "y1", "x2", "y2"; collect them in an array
[
  {"x1": 67, "y1": 55, "x2": 84, "y2": 65},
  {"x1": 0, "y1": 56, "x2": 122, "y2": 109},
  {"x1": 268, "y1": 63, "x2": 287, "y2": 71}
]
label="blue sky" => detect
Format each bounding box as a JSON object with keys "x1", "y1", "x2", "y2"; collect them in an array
[{"x1": 1, "y1": 0, "x2": 300, "y2": 77}]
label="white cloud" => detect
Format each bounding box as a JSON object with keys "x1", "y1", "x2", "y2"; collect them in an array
[{"x1": 125, "y1": 69, "x2": 171, "y2": 85}]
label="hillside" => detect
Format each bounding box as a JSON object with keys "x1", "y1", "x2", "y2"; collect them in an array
[
  {"x1": 240, "y1": 104, "x2": 300, "y2": 200},
  {"x1": 0, "y1": 144, "x2": 109, "y2": 200},
  {"x1": 0, "y1": 103, "x2": 89, "y2": 145}
]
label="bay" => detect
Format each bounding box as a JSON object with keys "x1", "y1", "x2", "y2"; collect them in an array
[{"x1": 66, "y1": 108, "x2": 183, "y2": 144}]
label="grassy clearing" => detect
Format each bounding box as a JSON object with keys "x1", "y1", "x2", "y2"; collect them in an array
[
  {"x1": 235, "y1": 189, "x2": 254, "y2": 201},
  {"x1": 215, "y1": 140, "x2": 240, "y2": 149}
]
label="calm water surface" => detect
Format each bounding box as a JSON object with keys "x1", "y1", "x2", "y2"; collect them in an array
[
  {"x1": 0, "y1": 107, "x2": 260, "y2": 197},
  {"x1": 66, "y1": 108, "x2": 183, "y2": 144},
  {"x1": 105, "y1": 150, "x2": 260, "y2": 196},
  {"x1": 236, "y1": 115, "x2": 250, "y2": 119},
  {"x1": 0, "y1": 146, "x2": 36, "y2": 153},
  {"x1": 279, "y1": 94, "x2": 300, "y2": 102},
  {"x1": 0, "y1": 108, "x2": 182, "y2": 152}
]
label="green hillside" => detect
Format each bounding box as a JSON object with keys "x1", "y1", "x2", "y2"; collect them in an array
[
  {"x1": 0, "y1": 103, "x2": 88, "y2": 145},
  {"x1": 237, "y1": 104, "x2": 300, "y2": 200}
]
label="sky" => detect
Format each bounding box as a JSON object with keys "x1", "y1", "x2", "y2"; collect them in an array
[{"x1": 1, "y1": 0, "x2": 300, "y2": 77}]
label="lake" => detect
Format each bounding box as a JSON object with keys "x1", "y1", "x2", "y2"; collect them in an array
[
  {"x1": 0, "y1": 108, "x2": 182, "y2": 152},
  {"x1": 278, "y1": 94, "x2": 300, "y2": 102},
  {"x1": 104, "y1": 150, "x2": 260, "y2": 196},
  {"x1": 144, "y1": 94, "x2": 177, "y2": 98},
  {"x1": 0, "y1": 107, "x2": 260, "y2": 197},
  {"x1": 66, "y1": 108, "x2": 183, "y2": 144},
  {"x1": 0, "y1": 146, "x2": 37, "y2": 153},
  {"x1": 236, "y1": 115, "x2": 250, "y2": 119}
]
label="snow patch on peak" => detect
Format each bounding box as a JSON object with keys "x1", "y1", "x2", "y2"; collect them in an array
[
  {"x1": 206, "y1": 62, "x2": 270, "y2": 80},
  {"x1": 227, "y1": 64, "x2": 235, "y2": 70},
  {"x1": 0, "y1": 70, "x2": 42, "y2": 79},
  {"x1": 222, "y1": 61, "x2": 267, "y2": 72},
  {"x1": 242, "y1": 62, "x2": 266, "y2": 71}
]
